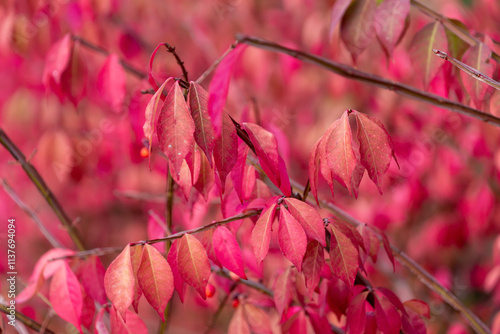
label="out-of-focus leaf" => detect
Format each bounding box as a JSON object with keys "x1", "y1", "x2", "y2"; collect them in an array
[
  {"x1": 43, "y1": 34, "x2": 72, "y2": 95},
  {"x1": 228, "y1": 304, "x2": 251, "y2": 334},
  {"x1": 129, "y1": 244, "x2": 143, "y2": 313},
  {"x1": 79, "y1": 255, "x2": 107, "y2": 305},
  {"x1": 346, "y1": 290, "x2": 369, "y2": 333},
  {"x1": 374, "y1": 292, "x2": 402, "y2": 334},
  {"x1": 214, "y1": 113, "x2": 238, "y2": 191},
  {"x1": 243, "y1": 303, "x2": 273, "y2": 334},
  {"x1": 274, "y1": 267, "x2": 294, "y2": 318},
  {"x1": 167, "y1": 240, "x2": 186, "y2": 302},
  {"x1": 340, "y1": 0, "x2": 377, "y2": 62},
  {"x1": 329, "y1": 0, "x2": 352, "y2": 38},
  {"x1": 308, "y1": 139, "x2": 322, "y2": 205},
  {"x1": 278, "y1": 204, "x2": 307, "y2": 271},
  {"x1": 110, "y1": 306, "x2": 148, "y2": 334},
  {"x1": 327, "y1": 276, "x2": 351, "y2": 320},
  {"x1": 104, "y1": 244, "x2": 135, "y2": 318},
  {"x1": 376, "y1": 0, "x2": 410, "y2": 57},
  {"x1": 177, "y1": 234, "x2": 211, "y2": 299},
  {"x1": 97, "y1": 54, "x2": 126, "y2": 112}
]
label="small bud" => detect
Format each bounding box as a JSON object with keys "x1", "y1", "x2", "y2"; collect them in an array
[{"x1": 205, "y1": 284, "x2": 216, "y2": 298}]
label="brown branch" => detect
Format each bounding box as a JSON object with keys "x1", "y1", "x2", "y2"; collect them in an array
[
  {"x1": 162, "y1": 43, "x2": 189, "y2": 83},
  {"x1": 410, "y1": 0, "x2": 500, "y2": 63},
  {"x1": 1, "y1": 179, "x2": 63, "y2": 248},
  {"x1": 236, "y1": 35, "x2": 500, "y2": 127},
  {"x1": 0, "y1": 128, "x2": 85, "y2": 251},
  {"x1": 0, "y1": 304, "x2": 56, "y2": 334},
  {"x1": 288, "y1": 179, "x2": 491, "y2": 334}
]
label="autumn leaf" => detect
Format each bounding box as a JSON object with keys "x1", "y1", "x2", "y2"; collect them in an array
[
  {"x1": 97, "y1": 54, "x2": 126, "y2": 113},
  {"x1": 78, "y1": 255, "x2": 107, "y2": 305},
  {"x1": 329, "y1": 0, "x2": 352, "y2": 38},
  {"x1": 43, "y1": 33, "x2": 72, "y2": 96},
  {"x1": 194, "y1": 148, "x2": 215, "y2": 200},
  {"x1": 177, "y1": 234, "x2": 212, "y2": 299},
  {"x1": 188, "y1": 82, "x2": 216, "y2": 165},
  {"x1": 251, "y1": 200, "x2": 278, "y2": 263},
  {"x1": 129, "y1": 244, "x2": 144, "y2": 313},
  {"x1": 327, "y1": 276, "x2": 351, "y2": 320},
  {"x1": 156, "y1": 81, "x2": 195, "y2": 178},
  {"x1": 346, "y1": 290, "x2": 369, "y2": 334},
  {"x1": 278, "y1": 205, "x2": 307, "y2": 271},
  {"x1": 308, "y1": 138, "x2": 322, "y2": 205},
  {"x1": 273, "y1": 267, "x2": 294, "y2": 318},
  {"x1": 167, "y1": 240, "x2": 186, "y2": 302},
  {"x1": 374, "y1": 292, "x2": 402, "y2": 334},
  {"x1": 137, "y1": 244, "x2": 174, "y2": 320},
  {"x1": 243, "y1": 303, "x2": 273, "y2": 334},
  {"x1": 110, "y1": 306, "x2": 148, "y2": 334},
  {"x1": 409, "y1": 21, "x2": 448, "y2": 88},
  {"x1": 301, "y1": 240, "x2": 325, "y2": 293},
  {"x1": 214, "y1": 113, "x2": 238, "y2": 191},
  {"x1": 228, "y1": 303, "x2": 251, "y2": 334},
  {"x1": 375, "y1": 0, "x2": 410, "y2": 57},
  {"x1": 104, "y1": 244, "x2": 135, "y2": 318},
  {"x1": 283, "y1": 198, "x2": 326, "y2": 246},
  {"x1": 50, "y1": 263, "x2": 83, "y2": 333},
  {"x1": 340, "y1": 0, "x2": 377, "y2": 62},
  {"x1": 329, "y1": 224, "x2": 359, "y2": 286},
  {"x1": 231, "y1": 143, "x2": 252, "y2": 203},
  {"x1": 213, "y1": 226, "x2": 247, "y2": 279}
]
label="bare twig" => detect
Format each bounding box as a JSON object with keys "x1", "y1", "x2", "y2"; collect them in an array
[
  {"x1": 0, "y1": 304, "x2": 56, "y2": 334},
  {"x1": 1, "y1": 179, "x2": 63, "y2": 248},
  {"x1": 236, "y1": 35, "x2": 500, "y2": 127},
  {"x1": 163, "y1": 43, "x2": 189, "y2": 83},
  {"x1": 0, "y1": 128, "x2": 85, "y2": 251}
]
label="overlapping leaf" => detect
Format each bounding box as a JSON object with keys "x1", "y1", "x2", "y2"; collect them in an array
[
  {"x1": 278, "y1": 205, "x2": 307, "y2": 271},
  {"x1": 376, "y1": 0, "x2": 410, "y2": 57},
  {"x1": 301, "y1": 240, "x2": 325, "y2": 293},
  {"x1": 213, "y1": 226, "x2": 247, "y2": 279},
  {"x1": 283, "y1": 198, "x2": 326, "y2": 246},
  {"x1": 329, "y1": 224, "x2": 359, "y2": 286},
  {"x1": 374, "y1": 292, "x2": 402, "y2": 334},
  {"x1": 273, "y1": 267, "x2": 294, "y2": 318},
  {"x1": 156, "y1": 81, "x2": 195, "y2": 178},
  {"x1": 251, "y1": 200, "x2": 278, "y2": 263},
  {"x1": 194, "y1": 148, "x2": 215, "y2": 200},
  {"x1": 228, "y1": 304, "x2": 251, "y2": 334},
  {"x1": 129, "y1": 245, "x2": 144, "y2": 312},
  {"x1": 188, "y1": 82, "x2": 216, "y2": 164},
  {"x1": 214, "y1": 113, "x2": 238, "y2": 191},
  {"x1": 177, "y1": 234, "x2": 211, "y2": 299},
  {"x1": 78, "y1": 255, "x2": 107, "y2": 305},
  {"x1": 329, "y1": 0, "x2": 352, "y2": 38},
  {"x1": 104, "y1": 244, "x2": 135, "y2": 318},
  {"x1": 346, "y1": 290, "x2": 369, "y2": 333}
]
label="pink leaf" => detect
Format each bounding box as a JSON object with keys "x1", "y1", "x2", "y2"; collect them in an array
[
  {"x1": 177, "y1": 234, "x2": 212, "y2": 299},
  {"x1": 214, "y1": 113, "x2": 238, "y2": 191},
  {"x1": 302, "y1": 240, "x2": 325, "y2": 293},
  {"x1": 346, "y1": 290, "x2": 369, "y2": 334},
  {"x1": 208, "y1": 44, "x2": 247, "y2": 136},
  {"x1": 110, "y1": 307, "x2": 148, "y2": 334},
  {"x1": 231, "y1": 143, "x2": 252, "y2": 203},
  {"x1": 274, "y1": 267, "x2": 294, "y2": 318},
  {"x1": 409, "y1": 21, "x2": 448, "y2": 88},
  {"x1": 243, "y1": 303, "x2": 273, "y2": 334},
  {"x1": 401, "y1": 307, "x2": 427, "y2": 334},
  {"x1": 251, "y1": 200, "x2": 278, "y2": 263},
  {"x1": 308, "y1": 138, "x2": 322, "y2": 205},
  {"x1": 194, "y1": 148, "x2": 215, "y2": 201},
  {"x1": 461, "y1": 42, "x2": 496, "y2": 109},
  {"x1": 148, "y1": 43, "x2": 164, "y2": 91},
  {"x1": 213, "y1": 226, "x2": 247, "y2": 279},
  {"x1": 147, "y1": 214, "x2": 167, "y2": 254},
  {"x1": 137, "y1": 244, "x2": 174, "y2": 320},
  {"x1": 243, "y1": 122, "x2": 282, "y2": 188},
  {"x1": 188, "y1": 82, "x2": 216, "y2": 166},
  {"x1": 369, "y1": 225, "x2": 395, "y2": 271},
  {"x1": 278, "y1": 205, "x2": 308, "y2": 271},
  {"x1": 129, "y1": 245, "x2": 144, "y2": 313},
  {"x1": 340, "y1": 0, "x2": 377, "y2": 62},
  {"x1": 157, "y1": 81, "x2": 195, "y2": 178},
  {"x1": 374, "y1": 292, "x2": 402, "y2": 334},
  {"x1": 50, "y1": 263, "x2": 83, "y2": 333},
  {"x1": 104, "y1": 244, "x2": 135, "y2": 318},
  {"x1": 376, "y1": 0, "x2": 410, "y2": 56},
  {"x1": 327, "y1": 276, "x2": 351, "y2": 320},
  {"x1": 354, "y1": 111, "x2": 394, "y2": 193},
  {"x1": 324, "y1": 110, "x2": 358, "y2": 195},
  {"x1": 79, "y1": 255, "x2": 107, "y2": 305},
  {"x1": 94, "y1": 308, "x2": 109, "y2": 334},
  {"x1": 167, "y1": 240, "x2": 186, "y2": 302},
  {"x1": 329, "y1": 0, "x2": 352, "y2": 38},
  {"x1": 43, "y1": 34, "x2": 72, "y2": 92},
  {"x1": 305, "y1": 306, "x2": 332, "y2": 334},
  {"x1": 143, "y1": 78, "x2": 172, "y2": 167},
  {"x1": 329, "y1": 224, "x2": 359, "y2": 286},
  {"x1": 403, "y1": 300, "x2": 430, "y2": 318},
  {"x1": 97, "y1": 54, "x2": 126, "y2": 112},
  {"x1": 283, "y1": 198, "x2": 326, "y2": 246},
  {"x1": 228, "y1": 304, "x2": 251, "y2": 334}
]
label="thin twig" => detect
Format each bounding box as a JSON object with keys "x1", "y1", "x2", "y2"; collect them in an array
[
  {"x1": 1, "y1": 179, "x2": 63, "y2": 248},
  {"x1": 163, "y1": 43, "x2": 189, "y2": 83},
  {"x1": 236, "y1": 35, "x2": 500, "y2": 127},
  {"x1": 0, "y1": 128, "x2": 85, "y2": 251},
  {"x1": 113, "y1": 190, "x2": 166, "y2": 203},
  {"x1": 288, "y1": 179, "x2": 491, "y2": 334},
  {"x1": 0, "y1": 304, "x2": 56, "y2": 334},
  {"x1": 72, "y1": 35, "x2": 147, "y2": 78}
]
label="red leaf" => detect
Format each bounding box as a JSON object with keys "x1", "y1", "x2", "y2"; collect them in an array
[
  {"x1": 81, "y1": 291, "x2": 95, "y2": 330},
  {"x1": 353, "y1": 111, "x2": 394, "y2": 193},
  {"x1": 97, "y1": 54, "x2": 126, "y2": 112},
  {"x1": 409, "y1": 21, "x2": 448, "y2": 88},
  {"x1": 243, "y1": 303, "x2": 273, "y2": 334},
  {"x1": 324, "y1": 110, "x2": 357, "y2": 195},
  {"x1": 213, "y1": 226, "x2": 247, "y2": 279},
  {"x1": 143, "y1": 78, "x2": 172, "y2": 167},
  {"x1": 305, "y1": 306, "x2": 332, "y2": 334},
  {"x1": 243, "y1": 122, "x2": 282, "y2": 188},
  {"x1": 50, "y1": 263, "x2": 83, "y2": 333},
  {"x1": 308, "y1": 138, "x2": 322, "y2": 205},
  {"x1": 79, "y1": 255, "x2": 107, "y2": 305},
  {"x1": 283, "y1": 198, "x2": 326, "y2": 247},
  {"x1": 279, "y1": 205, "x2": 308, "y2": 271},
  {"x1": 156, "y1": 81, "x2": 195, "y2": 178},
  {"x1": 340, "y1": 0, "x2": 377, "y2": 62},
  {"x1": 329, "y1": 224, "x2": 359, "y2": 286},
  {"x1": 374, "y1": 292, "x2": 402, "y2": 334},
  {"x1": 346, "y1": 291, "x2": 369, "y2": 334},
  {"x1": 251, "y1": 200, "x2": 278, "y2": 263},
  {"x1": 369, "y1": 225, "x2": 395, "y2": 271},
  {"x1": 375, "y1": 0, "x2": 410, "y2": 56},
  {"x1": 274, "y1": 267, "x2": 294, "y2": 318},
  {"x1": 199, "y1": 228, "x2": 221, "y2": 267},
  {"x1": 302, "y1": 240, "x2": 325, "y2": 293},
  {"x1": 403, "y1": 299, "x2": 430, "y2": 318},
  {"x1": 188, "y1": 82, "x2": 216, "y2": 166},
  {"x1": 110, "y1": 306, "x2": 148, "y2": 334},
  {"x1": 129, "y1": 245, "x2": 144, "y2": 313},
  {"x1": 137, "y1": 244, "x2": 174, "y2": 320},
  {"x1": 228, "y1": 304, "x2": 251, "y2": 334},
  {"x1": 401, "y1": 307, "x2": 427, "y2": 334},
  {"x1": 461, "y1": 42, "x2": 496, "y2": 109},
  {"x1": 231, "y1": 143, "x2": 252, "y2": 203},
  {"x1": 104, "y1": 244, "x2": 135, "y2": 318},
  {"x1": 282, "y1": 307, "x2": 307, "y2": 334},
  {"x1": 194, "y1": 147, "x2": 215, "y2": 200},
  {"x1": 177, "y1": 234, "x2": 212, "y2": 299},
  {"x1": 358, "y1": 224, "x2": 380, "y2": 263},
  {"x1": 327, "y1": 276, "x2": 351, "y2": 320},
  {"x1": 208, "y1": 44, "x2": 247, "y2": 136},
  {"x1": 214, "y1": 113, "x2": 238, "y2": 191},
  {"x1": 377, "y1": 287, "x2": 407, "y2": 316},
  {"x1": 147, "y1": 214, "x2": 167, "y2": 254},
  {"x1": 43, "y1": 34, "x2": 72, "y2": 94},
  {"x1": 329, "y1": 0, "x2": 352, "y2": 38},
  {"x1": 167, "y1": 239, "x2": 186, "y2": 302},
  {"x1": 334, "y1": 219, "x2": 366, "y2": 252}
]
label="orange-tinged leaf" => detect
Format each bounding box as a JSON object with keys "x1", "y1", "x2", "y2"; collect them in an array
[
  {"x1": 188, "y1": 82, "x2": 216, "y2": 166},
  {"x1": 104, "y1": 244, "x2": 135, "y2": 318},
  {"x1": 461, "y1": 42, "x2": 496, "y2": 109},
  {"x1": 251, "y1": 201, "x2": 278, "y2": 263},
  {"x1": 213, "y1": 226, "x2": 247, "y2": 279},
  {"x1": 278, "y1": 205, "x2": 307, "y2": 271},
  {"x1": 376, "y1": 0, "x2": 410, "y2": 57},
  {"x1": 157, "y1": 81, "x2": 195, "y2": 178},
  {"x1": 129, "y1": 244, "x2": 143, "y2": 313},
  {"x1": 409, "y1": 21, "x2": 448, "y2": 88},
  {"x1": 329, "y1": 224, "x2": 359, "y2": 286},
  {"x1": 143, "y1": 78, "x2": 172, "y2": 167},
  {"x1": 340, "y1": 0, "x2": 377, "y2": 62},
  {"x1": 50, "y1": 263, "x2": 83, "y2": 333},
  {"x1": 324, "y1": 110, "x2": 358, "y2": 196},
  {"x1": 283, "y1": 198, "x2": 326, "y2": 246},
  {"x1": 137, "y1": 244, "x2": 174, "y2": 320},
  {"x1": 302, "y1": 240, "x2": 325, "y2": 293},
  {"x1": 177, "y1": 234, "x2": 211, "y2": 299},
  {"x1": 228, "y1": 304, "x2": 251, "y2": 334}
]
